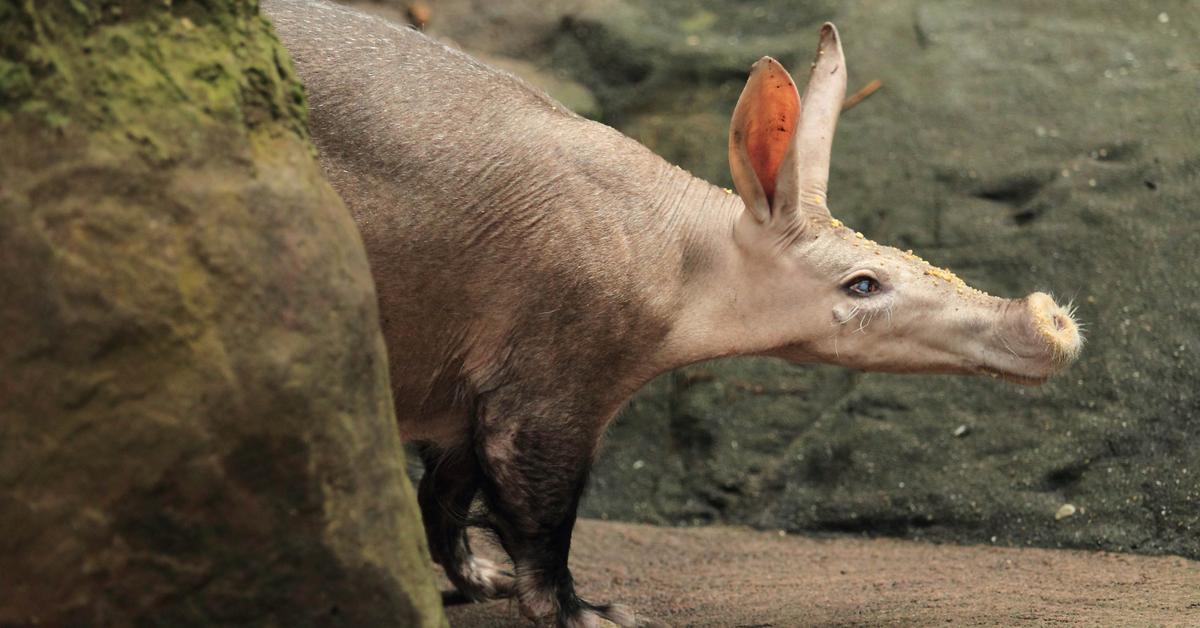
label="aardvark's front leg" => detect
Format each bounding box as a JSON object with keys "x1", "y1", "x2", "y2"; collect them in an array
[{"x1": 474, "y1": 401, "x2": 654, "y2": 628}]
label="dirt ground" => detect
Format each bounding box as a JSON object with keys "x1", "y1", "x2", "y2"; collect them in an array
[{"x1": 443, "y1": 519, "x2": 1200, "y2": 627}]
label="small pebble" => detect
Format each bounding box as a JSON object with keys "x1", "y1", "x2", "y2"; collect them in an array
[
  {"x1": 953, "y1": 424, "x2": 970, "y2": 437},
  {"x1": 1055, "y1": 503, "x2": 1077, "y2": 520}
]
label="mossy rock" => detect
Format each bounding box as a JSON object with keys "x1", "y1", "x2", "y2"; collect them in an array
[{"x1": 0, "y1": 2, "x2": 445, "y2": 625}]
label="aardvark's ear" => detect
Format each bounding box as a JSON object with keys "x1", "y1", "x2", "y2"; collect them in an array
[
  {"x1": 728, "y1": 56, "x2": 802, "y2": 225},
  {"x1": 794, "y1": 23, "x2": 847, "y2": 216}
]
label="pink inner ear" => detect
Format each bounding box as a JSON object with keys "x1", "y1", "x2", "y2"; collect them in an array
[{"x1": 745, "y1": 67, "x2": 800, "y2": 205}]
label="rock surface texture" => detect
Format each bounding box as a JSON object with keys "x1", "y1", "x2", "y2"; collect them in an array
[
  {"x1": 371, "y1": 0, "x2": 1199, "y2": 560},
  {"x1": 0, "y1": 2, "x2": 444, "y2": 625}
]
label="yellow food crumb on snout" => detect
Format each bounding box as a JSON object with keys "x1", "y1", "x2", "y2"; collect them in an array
[{"x1": 924, "y1": 265, "x2": 967, "y2": 287}]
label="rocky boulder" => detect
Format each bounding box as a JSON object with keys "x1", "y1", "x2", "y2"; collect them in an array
[{"x1": 0, "y1": 2, "x2": 445, "y2": 624}]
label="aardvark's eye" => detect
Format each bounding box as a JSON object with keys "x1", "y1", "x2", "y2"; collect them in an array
[{"x1": 846, "y1": 276, "x2": 880, "y2": 296}]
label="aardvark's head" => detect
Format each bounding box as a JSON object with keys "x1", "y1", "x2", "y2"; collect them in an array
[{"x1": 719, "y1": 24, "x2": 1081, "y2": 384}]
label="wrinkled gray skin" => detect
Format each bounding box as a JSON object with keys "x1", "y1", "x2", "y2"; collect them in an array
[{"x1": 265, "y1": 1, "x2": 1081, "y2": 625}]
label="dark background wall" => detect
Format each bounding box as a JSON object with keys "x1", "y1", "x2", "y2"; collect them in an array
[{"x1": 362, "y1": 0, "x2": 1199, "y2": 560}]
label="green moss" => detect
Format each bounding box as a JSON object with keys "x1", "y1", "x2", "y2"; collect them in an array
[
  {"x1": 0, "y1": 0, "x2": 308, "y2": 151},
  {"x1": 0, "y1": 59, "x2": 33, "y2": 106}
]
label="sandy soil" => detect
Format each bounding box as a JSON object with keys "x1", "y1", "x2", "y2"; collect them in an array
[{"x1": 443, "y1": 519, "x2": 1200, "y2": 627}]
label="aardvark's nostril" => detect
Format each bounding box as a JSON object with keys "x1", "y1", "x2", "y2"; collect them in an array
[{"x1": 1023, "y1": 292, "x2": 1082, "y2": 365}]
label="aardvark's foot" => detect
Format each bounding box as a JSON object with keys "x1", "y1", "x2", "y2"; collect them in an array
[{"x1": 443, "y1": 555, "x2": 515, "y2": 604}]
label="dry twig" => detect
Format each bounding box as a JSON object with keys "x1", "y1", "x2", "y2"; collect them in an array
[{"x1": 842, "y1": 79, "x2": 883, "y2": 112}]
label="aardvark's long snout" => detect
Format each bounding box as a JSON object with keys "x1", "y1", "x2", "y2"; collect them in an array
[{"x1": 991, "y1": 292, "x2": 1082, "y2": 384}]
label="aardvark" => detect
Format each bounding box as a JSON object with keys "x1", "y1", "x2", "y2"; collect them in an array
[{"x1": 266, "y1": 1, "x2": 1083, "y2": 626}]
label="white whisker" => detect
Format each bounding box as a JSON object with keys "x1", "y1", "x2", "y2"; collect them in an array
[
  {"x1": 841, "y1": 305, "x2": 860, "y2": 325},
  {"x1": 857, "y1": 308, "x2": 878, "y2": 334}
]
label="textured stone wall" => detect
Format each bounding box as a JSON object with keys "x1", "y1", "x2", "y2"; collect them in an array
[{"x1": 393, "y1": 0, "x2": 1199, "y2": 560}]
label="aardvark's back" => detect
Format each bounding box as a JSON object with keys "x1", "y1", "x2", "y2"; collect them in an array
[{"x1": 265, "y1": 0, "x2": 699, "y2": 444}]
